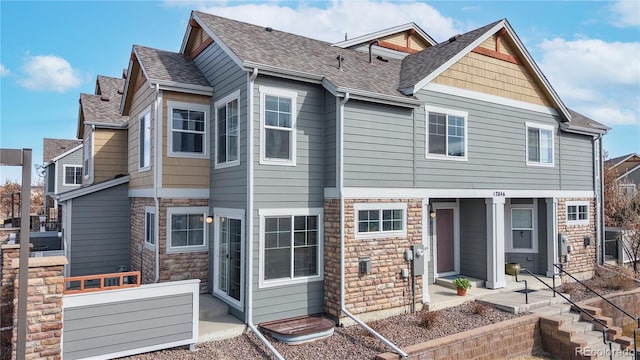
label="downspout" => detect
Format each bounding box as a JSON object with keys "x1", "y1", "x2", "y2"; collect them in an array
[
  {"x1": 594, "y1": 134, "x2": 603, "y2": 264},
  {"x1": 338, "y1": 92, "x2": 408, "y2": 358},
  {"x1": 245, "y1": 68, "x2": 284, "y2": 360},
  {"x1": 153, "y1": 82, "x2": 161, "y2": 283}
]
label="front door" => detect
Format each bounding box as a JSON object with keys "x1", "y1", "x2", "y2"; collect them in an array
[
  {"x1": 213, "y1": 211, "x2": 244, "y2": 308},
  {"x1": 436, "y1": 209, "x2": 455, "y2": 274}
]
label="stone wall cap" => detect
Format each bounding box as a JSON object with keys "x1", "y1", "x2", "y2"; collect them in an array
[
  {"x1": 11, "y1": 256, "x2": 68, "y2": 269},
  {"x1": 1, "y1": 244, "x2": 20, "y2": 249}
]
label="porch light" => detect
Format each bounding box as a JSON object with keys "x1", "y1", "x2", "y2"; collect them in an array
[
  {"x1": 205, "y1": 216, "x2": 214, "y2": 224},
  {"x1": 429, "y1": 209, "x2": 436, "y2": 219}
]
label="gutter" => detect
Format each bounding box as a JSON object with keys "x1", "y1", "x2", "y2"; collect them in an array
[
  {"x1": 245, "y1": 68, "x2": 284, "y2": 360},
  {"x1": 338, "y1": 92, "x2": 408, "y2": 358},
  {"x1": 153, "y1": 82, "x2": 161, "y2": 283}
]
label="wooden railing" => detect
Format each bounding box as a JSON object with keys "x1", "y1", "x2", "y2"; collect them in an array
[{"x1": 63, "y1": 271, "x2": 141, "y2": 294}]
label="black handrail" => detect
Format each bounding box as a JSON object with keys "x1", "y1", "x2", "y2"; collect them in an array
[
  {"x1": 553, "y1": 263, "x2": 639, "y2": 359},
  {"x1": 519, "y1": 268, "x2": 614, "y2": 359}
]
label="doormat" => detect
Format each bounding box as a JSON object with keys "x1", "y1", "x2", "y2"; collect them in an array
[{"x1": 515, "y1": 289, "x2": 537, "y2": 294}]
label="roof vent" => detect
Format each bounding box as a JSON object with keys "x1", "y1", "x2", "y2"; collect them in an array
[
  {"x1": 265, "y1": 27, "x2": 273, "y2": 32},
  {"x1": 448, "y1": 35, "x2": 460, "y2": 43},
  {"x1": 100, "y1": 94, "x2": 110, "y2": 101},
  {"x1": 336, "y1": 55, "x2": 345, "y2": 69}
]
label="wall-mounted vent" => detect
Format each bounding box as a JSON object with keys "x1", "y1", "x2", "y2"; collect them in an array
[{"x1": 359, "y1": 257, "x2": 371, "y2": 275}]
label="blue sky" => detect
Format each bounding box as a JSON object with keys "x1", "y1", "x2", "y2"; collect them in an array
[{"x1": 1, "y1": 0, "x2": 638, "y2": 184}]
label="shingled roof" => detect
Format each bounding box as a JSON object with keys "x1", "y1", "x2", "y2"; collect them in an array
[
  {"x1": 79, "y1": 75, "x2": 129, "y2": 127},
  {"x1": 133, "y1": 45, "x2": 211, "y2": 88},
  {"x1": 565, "y1": 109, "x2": 610, "y2": 134},
  {"x1": 43, "y1": 138, "x2": 82, "y2": 163}
]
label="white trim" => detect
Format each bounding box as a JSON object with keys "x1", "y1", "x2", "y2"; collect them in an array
[
  {"x1": 258, "y1": 208, "x2": 323, "y2": 288},
  {"x1": 506, "y1": 199, "x2": 538, "y2": 253},
  {"x1": 192, "y1": 12, "x2": 245, "y2": 70},
  {"x1": 617, "y1": 163, "x2": 640, "y2": 181},
  {"x1": 566, "y1": 200, "x2": 590, "y2": 226},
  {"x1": 144, "y1": 206, "x2": 156, "y2": 250},
  {"x1": 425, "y1": 105, "x2": 468, "y2": 161},
  {"x1": 214, "y1": 89, "x2": 242, "y2": 169},
  {"x1": 138, "y1": 108, "x2": 152, "y2": 171},
  {"x1": 62, "y1": 201, "x2": 71, "y2": 277},
  {"x1": 157, "y1": 89, "x2": 163, "y2": 188},
  {"x1": 258, "y1": 86, "x2": 297, "y2": 166},
  {"x1": 166, "y1": 206, "x2": 209, "y2": 254},
  {"x1": 54, "y1": 160, "x2": 59, "y2": 194},
  {"x1": 129, "y1": 187, "x2": 210, "y2": 199},
  {"x1": 128, "y1": 188, "x2": 154, "y2": 198},
  {"x1": 421, "y1": 198, "x2": 430, "y2": 303},
  {"x1": 49, "y1": 144, "x2": 83, "y2": 163},
  {"x1": 546, "y1": 197, "x2": 559, "y2": 277},
  {"x1": 431, "y1": 202, "x2": 460, "y2": 278},
  {"x1": 525, "y1": 122, "x2": 555, "y2": 167},
  {"x1": 212, "y1": 207, "x2": 245, "y2": 310},
  {"x1": 166, "y1": 101, "x2": 210, "y2": 159},
  {"x1": 324, "y1": 187, "x2": 595, "y2": 200},
  {"x1": 353, "y1": 202, "x2": 408, "y2": 239},
  {"x1": 58, "y1": 176, "x2": 129, "y2": 202},
  {"x1": 332, "y1": 22, "x2": 436, "y2": 48},
  {"x1": 157, "y1": 82, "x2": 213, "y2": 95},
  {"x1": 423, "y1": 83, "x2": 559, "y2": 116},
  {"x1": 62, "y1": 165, "x2": 83, "y2": 186}
]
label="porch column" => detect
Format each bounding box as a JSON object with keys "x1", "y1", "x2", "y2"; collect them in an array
[
  {"x1": 422, "y1": 198, "x2": 430, "y2": 303},
  {"x1": 546, "y1": 198, "x2": 558, "y2": 277},
  {"x1": 486, "y1": 197, "x2": 506, "y2": 289}
]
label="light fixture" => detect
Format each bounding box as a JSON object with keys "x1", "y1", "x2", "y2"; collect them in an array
[
  {"x1": 429, "y1": 209, "x2": 436, "y2": 219},
  {"x1": 205, "y1": 216, "x2": 214, "y2": 224}
]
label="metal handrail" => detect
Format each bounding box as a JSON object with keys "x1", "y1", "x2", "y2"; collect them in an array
[
  {"x1": 519, "y1": 268, "x2": 614, "y2": 359},
  {"x1": 553, "y1": 263, "x2": 639, "y2": 359}
]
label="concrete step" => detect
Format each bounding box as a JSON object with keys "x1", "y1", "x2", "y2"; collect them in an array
[
  {"x1": 530, "y1": 303, "x2": 571, "y2": 316},
  {"x1": 199, "y1": 294, "x2": 230, "y2": 319},
  {"x1": 435, "y1": 276, "x2": 485, "y2": 290},
  {"x1": 476, "y1": 288, "x2": 567, "y2": 314},
  {"x1": 198, "y1": 313, "x2": 247, "y2": 343}
]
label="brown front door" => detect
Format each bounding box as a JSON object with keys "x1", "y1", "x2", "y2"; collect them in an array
[{"x1": 436, "y1": 208, "x2": 455, "y2": 274}]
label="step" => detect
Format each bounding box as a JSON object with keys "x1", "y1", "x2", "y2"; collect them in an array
[
  {"x1": 530, "y1": 303, "x2": 571, "y2": 316},
  {"x1": 435, "y1": 276, "x2": 485, "y2": 290},
  {"x1": 198, "y1": 313, "x2": 247, "y2": 343}
]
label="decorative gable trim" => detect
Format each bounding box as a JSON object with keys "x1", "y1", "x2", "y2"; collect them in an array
[
  {"x1": 378, "y1": 40, "x2": 419, "y2": 54},
  {"x1": 333, "y1": 22, "x2": 437, "y2": 48},
  {"x1": 471, "y1": 46, "x2": 520, "y2": 65},
  {"x1": 189, "y1": 12, "x2": 245, "y2": 70}
]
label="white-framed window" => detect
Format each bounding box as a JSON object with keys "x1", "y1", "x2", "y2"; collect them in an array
[
  {"x1": 526, "y1": 122, "x2": 554, "y2": 166},
  {"x1": 566, "y1": 201, "x2": 589, "y2": 226},
  {"x1": 425, "y1": 105, "x2": 468, "y2": 161},
  {"x1": 139, "y1": 110, "x2": 151, "y2": 170},
  {"x1": 144, "y1": 206, "x2": 155, "y2": 248},
  {"x1": 259, "y1": 208, "x2": 323, "y2": 287},
  {"x1": 167, "y1": 101, "x2": 209, "y2": 158},
  {"x1": 354, "y1": 202, "x2": 408, "y2": 239},
  {"x1": 166, "y1": 207, "x2": 208, "y2": 253},
  {"x1": 63, "y1": 165, "x2": 83, "y2": 186},
  {"x1": 215, "y1": 90, "x2": 241, "y2": 168},
  {"x1": 508, "y1": 202, "x2": 538, "y2": 253},
  {"x1": 259, "y1": 86, "x2": 297, "y2": 166}
]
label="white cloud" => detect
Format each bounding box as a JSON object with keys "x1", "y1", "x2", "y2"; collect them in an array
[
  {"x1": 537, "y1": 37, "x2": 640, "y2": 126},
  {"x1": 0, "y1": 64, "x2": 9, "y2": 77},
  {"x1": 608, "y1": 1, "x2": 640, "y2": 28},
  {"x1": 191, "y1": 0, "x2": 463, "y2": 43},
  {"x1": 18, "y1": 55, "x2": 83, "y2": 92}
]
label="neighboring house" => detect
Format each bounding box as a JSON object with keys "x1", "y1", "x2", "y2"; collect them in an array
[
  {"x1": 42, "y1": 138, "x2": 83, "y2": 224},
  {"x1": 115, "y1": 11, "x2": 608, "y2": 330},
  {"x1": 78, "y1": 75, "x2": 130, "y2": 185},
  {"x1": 606, "y1": 153, "x2": 640, "y2": 195}
]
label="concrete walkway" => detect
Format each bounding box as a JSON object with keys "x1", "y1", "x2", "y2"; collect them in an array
[{"x1": 198, "y1": 295, "x2": 246, "y2": 343}]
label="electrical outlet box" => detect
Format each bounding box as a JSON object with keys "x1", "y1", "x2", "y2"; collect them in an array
[
  {"x1": 359, "y1": 257, "x2": 371, "y2": 275},
  {"x1": 401, "y1": 268, "x2": 409, "y2": 278},
  {"x1": 411, "y1": 244, "x2": 425, "y2": 274}
]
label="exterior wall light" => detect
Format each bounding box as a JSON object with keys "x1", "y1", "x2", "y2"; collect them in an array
[{"x1": 205, "y1": 216, "x2": 214, "y2": 224}]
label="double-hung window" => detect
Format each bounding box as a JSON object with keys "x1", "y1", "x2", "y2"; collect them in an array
[
  {"x1": 566, "y1": 201, "x2": 589, "y2": 225},
  {"x1": 425, "y1": 106, "x2": 467, "y2": 160},
  {"x1": 144, "y1": 206, "x2": 155, "y2": 248},
  {"x1": 167, "y1": 102, "x2": 209, "y2": 158},
  {"x1": 526, "y1": 122, "x2": 554, "y2": 166},
  {"x1": 259, "y1": 208, "x2": 322, "y2": 287},
  {"x1": 139, "y1": 110, "x2": 151, "y2": 169},
  {"x1": 354, "y1": 203, "x2": 408, "y2": 239},
  {"x1": 166, "y1": 207, "x2": 208, "y2": 253},
  {"x1": 260, "y1": 87, "x2": 296, "y2": 165},
  {"x1": 215, "y1": 90, "x2": 240, "y2": 168},
  {"x1": 63, "y1": 165, "x2": 82, "y2": 186}
]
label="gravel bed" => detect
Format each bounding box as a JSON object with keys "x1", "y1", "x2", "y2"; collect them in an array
[{"x1": 119, "y1": 302, "x2": 520, "y2": 360}]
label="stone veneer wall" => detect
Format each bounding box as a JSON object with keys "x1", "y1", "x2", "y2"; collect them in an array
[
  {"x1": 0, "y1": 245, "x2": 19, "y2": 360},
  {"x1": 324, "y1": 199, "x2": 423, "y2": 323},
  {"x1": 557, "y1": 198, "x2": 597, "y2": 280},
  {"x1": 130, "y1": 197, "x2": 209, "y2": 293},
  {"x1": 10, "y1": 256, "x2": 67, "y2": 360}
]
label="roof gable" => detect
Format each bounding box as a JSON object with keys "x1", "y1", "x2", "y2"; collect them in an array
[
  {"x1": 43, "y1": 138, "x2": 83, "y2": 163},
  {"x1": 606, "y1": 153, "x2": 640, "y2": 170},
  {"x1": 333, "y1": 22, "x2": 436, "y2": 56},
  {"x1": 78, "y1": 75, "x2": 129, "y2": 138}
]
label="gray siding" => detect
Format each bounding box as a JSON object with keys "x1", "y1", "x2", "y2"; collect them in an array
[
  {"x1": 252, "y1": 76, "x2": 325, "y2": 323},
  {"x1": 45, "y1": 164, "x2": 55, "y2": 194},
  {"x1": 62, "y1": 293, "x2": 193, "y2": 359},
  {"x1": 343, "y1": 100, "x2": 415, "y2": 188},
  {"x1": 56, "y1": 147, "x2": 83, "y2": 193},
  {"x1": 195, "y1": 42, "x2": 248, "y2": 210},
  {"x1": 459, "y1": 199, "x2": 487, "y2": 279},
  {"x1": 505, "y1": 198, "x2": 548, "y2": 275},
  {"x1": 558, "y1": 132, "x2": 594, "y2": 190},
  {"x1": 69, "y1": 183, "x2": 130, "y2": 276}
]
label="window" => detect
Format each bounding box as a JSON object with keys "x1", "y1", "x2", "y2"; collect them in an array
[
  {"x1": 215, "y1": 90, "x2": 240, "y2": 168},
  {"x1": 509, "y1": 206, "x2": 537, "y2": 252},
  {"x1": 425, "y1": 106, "x2": 467, "y2": 160},
  {"x1": 83, "y1": 132, "x2": 92, "y2": 178},
  {"x1": 526, "y1": 122, "x2": 554, "y2": 166},
  {"x1": 166, "y1": 207, "x2": 208, "y2": 253},
  {"x1": 621, "y1": 184, "x2": 637, "y2": 197},
  {"x1": 354, "y1": 203, "x2": 407, "y2": 239},
  {"x1": 567, "y1": 201, "x2": 589, "y2": 225},
  {"x1": 63, "y1": 165, "x2": 82, "y2": 186},
  {"x1": 139, "y1": 111, "x2": 151, "y2": 169},
  {"x1": 144, "y1": 206, "x2": 155, "y2": 248},
  {"x1": 167, "y1": 101, "x2": 209, "y2": 158},
  {"x1": 260, "y1": 87, "x2": 297, "y2": 165},
  {"x1": 259, "y1": 208, "x2": 323, "y2": 287}
]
